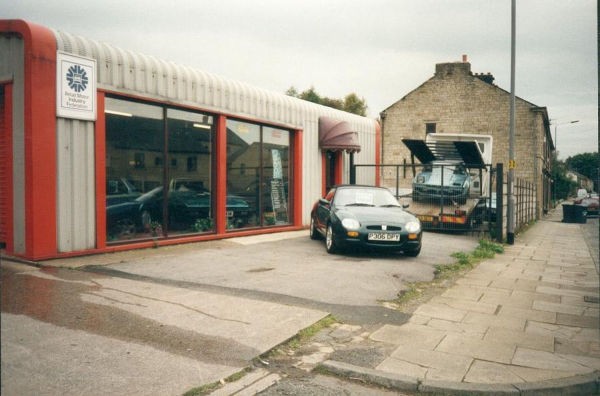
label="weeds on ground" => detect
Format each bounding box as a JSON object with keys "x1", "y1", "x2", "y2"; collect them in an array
[
  {"x1": 390, "y1": 239, "x2": 504, "y2": 309},
  {"x1": 262, "y1": 315, "x2": 339, "y2": 360},
  {"x1": 183, "y1": 368, "x2": 251, "y2": 396}
]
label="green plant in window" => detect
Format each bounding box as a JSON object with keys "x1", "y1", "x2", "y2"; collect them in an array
[
  {"x1": 146, "y1": 221, "x2": 162, "y2": 237},
  {"x1": 226, "y1": 218, "x2": 236, "y2": 230},
  {"x1": 247, "y1": 215, "x2": 259, "y2": 227},
  {"x1": 191, "y1": 217, "x2": 213, "y2": 232},
  {"x1": 263, "y1": 212, "x2": 276, "y2": 226}
]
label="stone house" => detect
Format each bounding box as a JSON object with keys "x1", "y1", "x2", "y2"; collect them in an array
[
  {"x1": 380, "y1": 59, "x2": 554, "y2": 218},
  {"x1": 566, "y1": 170, "x2": 594, "y2": 193}
]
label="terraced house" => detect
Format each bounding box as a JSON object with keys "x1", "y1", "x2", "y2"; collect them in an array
[{"x1": 380, "y1": 58, "x2": 554, "y2": 218}]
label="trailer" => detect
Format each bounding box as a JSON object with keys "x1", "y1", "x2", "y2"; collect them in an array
[{"x1": 399, "y1": 134, "x2": 493, "y2": 230}]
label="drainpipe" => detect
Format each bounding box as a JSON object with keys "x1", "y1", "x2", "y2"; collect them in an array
[{"x1": 379, "y1": 112, "x2": 386, "y2": 166}]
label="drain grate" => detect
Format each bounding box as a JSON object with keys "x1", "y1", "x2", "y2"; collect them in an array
[{"x1": 583, "y1": 295, "x2": 599, "y2": 303}]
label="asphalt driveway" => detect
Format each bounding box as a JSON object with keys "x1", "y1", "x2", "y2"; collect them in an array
[{"x1": 87, "y1": 230, "x2": 479, "y2": 323}]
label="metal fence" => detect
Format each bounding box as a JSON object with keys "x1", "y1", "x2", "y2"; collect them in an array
[
  {"x1": 353, "y1": 163, "x2": 498, "y2": 237},
  {"x1": 499, "y1": 169, "x2": 536, "y2": 235},
  {"x1": 351, "y1": 162, "x2": 538, "y2": 243}
]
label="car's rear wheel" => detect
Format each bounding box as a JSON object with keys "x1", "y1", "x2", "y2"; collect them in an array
[
  {"x1": 404, "y1": 246, "x2": 421, "y2": 257},
  {"x1": 325, "y1": 224, "x2": 338, "y2": 254},
  {"x1": 310, "y1": 217, "x2": 321, "y2": 240}
]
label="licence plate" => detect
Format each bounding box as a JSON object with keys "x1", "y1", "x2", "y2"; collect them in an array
[
  {"x1": 368, "y1": 233, "x2": 400, "y2": 241},
  {"x1": 418, "y1": 215, "x2": 434, "y2": 222}
]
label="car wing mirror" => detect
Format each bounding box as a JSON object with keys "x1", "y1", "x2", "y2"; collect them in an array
[
  {"x1": 400, "y1": 200, "x2": 409, "y2": 209},
  {"x1": 319, "y1": 198, "x2": 330, "y2": 206}
]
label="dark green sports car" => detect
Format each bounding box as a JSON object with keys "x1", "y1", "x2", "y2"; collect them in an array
[{"x1": 310, "y1": 185, "x2": 423, "y2": 257}]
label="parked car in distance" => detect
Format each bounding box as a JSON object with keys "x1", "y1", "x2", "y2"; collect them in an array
[
  {"x1": 579, "y1": 197, "x2": 599, "y2": 217},
  {"x1": 577, "y1": 189, "x2": 588, "y2": 200},
  {"x1": 310, "y1": 185, "x2": 422, "y2": 257}
]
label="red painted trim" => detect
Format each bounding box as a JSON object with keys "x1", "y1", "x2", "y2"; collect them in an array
[
  {"x1": 321, "y1": 152, "x2": 326, "y2": 196},
  {"x1": 293, "y1": 129, "x2": 303, "y2": 226},
  {"x1": 335, "y1": 152, "x2": 343, "y2": 185},
  {"x1": 215, "y1": 114, "x2": 227, "y2": 233},
  {"x1": 2, "y1": 83, "x2": 14, "y2": 254},
  {"x1": 1, "y1": 20, "x2": 58, "y2": 260},
  {"x1": 374, "y1": 119, "x2": 381, "y2": 186},
  {"x1": 95, "y1": 92, "x2": 106, "y2": 249}
]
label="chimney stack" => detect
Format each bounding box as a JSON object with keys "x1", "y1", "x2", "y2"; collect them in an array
[{"x1": 462, "y1": 55, "x2": 468, "y2": 62}]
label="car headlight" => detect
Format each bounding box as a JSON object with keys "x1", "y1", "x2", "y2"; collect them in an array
[
  {"x1": 405, "y1": 221, "x2": 421, "y2": 233},
  {"x1": 417, "y1": 176, "x2": 425, "y2": 183},
  {"x1": 342, "y1": 218, "x2": 361, "y2": 230}
]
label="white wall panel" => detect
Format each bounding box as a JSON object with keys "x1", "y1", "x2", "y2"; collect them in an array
[{"x1": 56, "y1": 118, "x2": 95, "y2": 252}]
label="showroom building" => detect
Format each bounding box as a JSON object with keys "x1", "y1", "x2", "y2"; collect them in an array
[{"x1": 0, "y1": 20, "x2": 379, "y2": 260}]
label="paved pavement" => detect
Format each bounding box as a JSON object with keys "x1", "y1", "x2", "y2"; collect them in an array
[{"x1": 316, "y1": 207, "x2": 600, "y2": 395}]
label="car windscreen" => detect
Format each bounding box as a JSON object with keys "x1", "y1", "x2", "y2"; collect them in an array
[{"x1": 333, "y1": 188, "x2": 399, "y2": 207}]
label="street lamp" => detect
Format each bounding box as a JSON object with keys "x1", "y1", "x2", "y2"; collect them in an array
[
  {"x1": 552, "y1": 120, "x2": 579, "y2": 206},
  {"x1": 554, "y1": 120, "x2": 579, "y2": 151}
]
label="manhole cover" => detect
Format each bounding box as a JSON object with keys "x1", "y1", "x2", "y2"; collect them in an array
[{"x1": 584, "y1": 295, "x2": 599, "y2": 303}]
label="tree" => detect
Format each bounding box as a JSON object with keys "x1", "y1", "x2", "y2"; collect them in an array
[
  {"x1": 552, "y1": 153, "x2": 577, "y2": 200},
  {"x1": 285, "y1": 86, "x2": 369, "y2": 117},
  {"x1": 342, "y1": 93, "x2": 368, "y2": 117},
  {"x1": 565, "y1": 152, "x2": 598, "y2": 191}
]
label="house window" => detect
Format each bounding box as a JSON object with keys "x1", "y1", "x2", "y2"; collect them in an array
[{"x1": 426, "y1": 123, "x2": 436, "y2": 135}]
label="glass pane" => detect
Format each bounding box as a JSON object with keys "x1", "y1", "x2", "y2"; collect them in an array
[
  {"x1": 262, "y1": 127, "x2": 290, "y2": 225},
  {"x1": 167, "y1": 109, "x2": 214, "y2": 234},
  {"x1": 105, "y1": 98, "x2": 164, "y2": 242},
  {"x1": 226, "y1": 119, "x2": 261, "y2": 229}
]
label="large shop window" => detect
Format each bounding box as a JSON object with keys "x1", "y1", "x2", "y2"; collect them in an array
[
  {"x1": 226, "y1": 120, "x2": 290, "y2": 229},
  {"x1": 105, "y1": 97, "x2": 214, "y2": 242}
]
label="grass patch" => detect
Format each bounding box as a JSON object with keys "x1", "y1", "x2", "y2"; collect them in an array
[
  {"x1": 388, "y1": 239, "x2": 504, "y2": 309},
  {"x1": 183, "y1": 368, "x2": 251, "y2": 396},
  {"x1": 262, "y1": 315, "x2": 338, "y2": 359}
]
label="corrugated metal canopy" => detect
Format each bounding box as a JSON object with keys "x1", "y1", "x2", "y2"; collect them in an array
[{"x1": 318, "y1": 116, "x2": 361, "y2": 153}]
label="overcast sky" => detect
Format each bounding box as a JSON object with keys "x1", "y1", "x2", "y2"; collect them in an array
[{"x1": 3, "y1": 0, "x2": 597, "y2": 159}]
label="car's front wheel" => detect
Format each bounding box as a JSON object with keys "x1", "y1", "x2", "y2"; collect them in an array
[
  {"x1": 404, "y1": 246, "x2": 421, "y2": 257},
  {"x1": 310, "y1": 217, "x2": 321, "y2": 240},
  {"x1": 325, "y1": 224, "x2": 338, "y2": 254}
]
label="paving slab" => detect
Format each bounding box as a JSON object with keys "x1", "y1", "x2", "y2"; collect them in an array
[
  {"x1": 461, "y1": 311, "x2": 526, "y2": 331},
  {"x1": 368, "y1": 323, "x2": 446, "y2": 350},
  {"x1": 498, "y1": 305, "x2": 557, "y2": 324},
  {"x1": 511, "y1": 348, "x2": 595, "y2": 374},
  {"x1": 412, "y1": 302, "x2": 468, "y2": 322},
  {"x1": 484, "y1": 327, "x2": 554, "y2": 352},
  {"x1": 556, "y1": 312, "x2": 599, "y2": 328},
  {"x1": 390, "y1": 345, "x2": 473, "y2": 374},
  {"x1": 435, "y1": 333, "x2": 516, "y2": 364}
]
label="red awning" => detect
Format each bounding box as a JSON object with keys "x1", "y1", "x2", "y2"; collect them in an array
[{"x1": 318, "y1": 116, "x2": 361, "y2": 153}]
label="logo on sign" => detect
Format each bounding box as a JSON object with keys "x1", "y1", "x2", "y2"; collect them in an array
[{"x1": 67, "y1": 65, "x2": 89, "y2": 92}]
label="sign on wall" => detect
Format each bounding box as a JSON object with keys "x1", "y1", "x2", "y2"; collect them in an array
[{"x1": 56, "y1": 52, "x2": 97, "y2": 121}]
